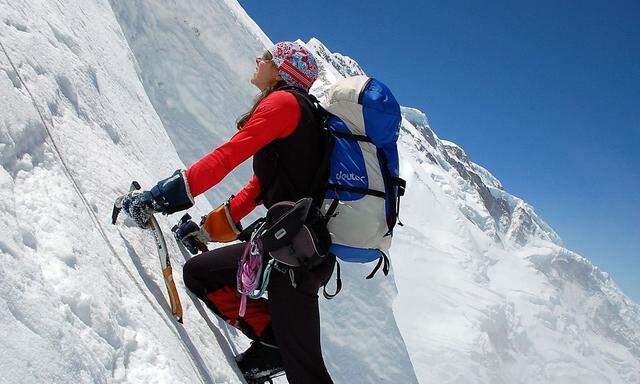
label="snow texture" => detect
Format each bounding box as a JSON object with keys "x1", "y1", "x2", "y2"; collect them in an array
[{"x1": 1, "y1": 1, "x2": 639, "y2": 383}]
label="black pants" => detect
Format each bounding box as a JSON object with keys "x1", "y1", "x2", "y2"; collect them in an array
[{"x1": 183, "y1": 242, "x2": 335, "y2": 384}]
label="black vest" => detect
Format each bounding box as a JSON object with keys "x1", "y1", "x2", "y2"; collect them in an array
[{"x1": 252, "y1": 87, "x2": 325, "y2": 208}]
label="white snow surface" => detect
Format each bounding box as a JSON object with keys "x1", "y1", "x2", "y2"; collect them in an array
[{"x1": 1, "y1": 1, "x2": 639, "y2": 384}]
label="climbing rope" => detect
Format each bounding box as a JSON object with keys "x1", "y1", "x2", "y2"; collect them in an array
[{"x1": 237, "y1": 222, "x2": 276, "y2": 316}]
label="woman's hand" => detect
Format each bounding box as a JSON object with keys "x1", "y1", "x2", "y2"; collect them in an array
[
  {"x1": 121, "y1": 190, "x2": 159, "y2": 228},
  {"x1": 172, "y1": 214, "x2": 210, "y2": 254}
]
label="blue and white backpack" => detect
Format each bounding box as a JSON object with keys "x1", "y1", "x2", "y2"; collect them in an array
[
  {"x1": 238, "y1": 76, "x2": 405, "y2": 298},
  {"x1": 314, "y1": 75, "x2": 406, "y2": 294}
]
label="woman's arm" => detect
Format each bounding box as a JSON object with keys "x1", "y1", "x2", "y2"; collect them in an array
[
  {"x1": 228, "y1": 174, "x2": 261, "y2": 222},
  {"x1": 185, "y1": 91, "x2": 301, "y2": 198}
]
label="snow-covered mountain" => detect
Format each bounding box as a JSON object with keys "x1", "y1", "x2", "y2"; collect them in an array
[
  {"x1": 392, "y1": 102, "x2": 640, "y2": 383},
  {"x1": 305, "y1": 38, "x2": 365, "y2": 101},
  {"x1": 399, "y1": 106, "x2": 562, "y2": 247},
  {"x1": 1, "y1": 1, "x2": 639, "y2": 383}
]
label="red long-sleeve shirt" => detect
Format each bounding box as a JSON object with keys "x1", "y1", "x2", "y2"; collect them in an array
[{"x1": 185, "y1": 90, "x2": 301, "y2": 222}]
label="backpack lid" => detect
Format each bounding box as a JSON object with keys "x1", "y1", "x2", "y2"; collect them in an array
[{"x1": 323, "y1": 75, "x2": 401, "y2": 147}]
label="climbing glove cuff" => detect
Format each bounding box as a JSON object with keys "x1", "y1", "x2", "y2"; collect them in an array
[
  {"x1": 202, "y1": 200, "x2": 242, "y2": 243},
  {"x1": 149, "y1": 169, "x2": 194, "y2": 214}
]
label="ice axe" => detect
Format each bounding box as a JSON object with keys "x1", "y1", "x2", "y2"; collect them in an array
[{"x1": 113, "y1": 181, "x2": 184, "y2": 323}]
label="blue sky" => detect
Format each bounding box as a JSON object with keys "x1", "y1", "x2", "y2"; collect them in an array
[{"x1": 238, "y1": 1, "x2": 640, "y2": 301}]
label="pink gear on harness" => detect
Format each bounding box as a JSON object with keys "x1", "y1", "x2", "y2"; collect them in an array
[{"x1": 237, "y1": 237, "x2": 264, "y2": 317}]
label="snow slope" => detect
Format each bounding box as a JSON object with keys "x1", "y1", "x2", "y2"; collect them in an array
[
  {"x1": 108, "y1": 0, "x2": 269, "y2": 211},
  {"x1": 2, "y1": 0, "x2": 639, "y2": 383},
  {"x1": 0, "y1": 1, "x2": 244, "y2": 383}
]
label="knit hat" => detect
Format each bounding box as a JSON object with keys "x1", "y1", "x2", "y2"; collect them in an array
[{"x1": 268, "y1": 41, "x2": 319, "y2": 91}]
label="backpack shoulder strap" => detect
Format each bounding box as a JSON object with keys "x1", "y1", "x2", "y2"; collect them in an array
[
  {"x1": 277, "y1": 87, "x2": 335, "y2": 207},
  {"x1": 275, "y1": 84, "x2": 329, "y2": 121}
]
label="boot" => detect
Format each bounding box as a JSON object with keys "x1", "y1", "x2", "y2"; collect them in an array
[{"x1": 235, "y1": 340, "x2": 284, "y2": 382}]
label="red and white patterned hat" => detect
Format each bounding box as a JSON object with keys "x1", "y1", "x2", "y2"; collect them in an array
[{"x1": 268, "y1": 41, "x2": 319, "y2": 91}]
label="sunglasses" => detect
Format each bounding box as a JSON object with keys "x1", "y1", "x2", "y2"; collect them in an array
[{"x1": 255, "y1": 50, "x2": 273, "y2": 63}]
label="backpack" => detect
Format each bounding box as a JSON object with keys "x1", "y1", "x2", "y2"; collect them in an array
[
  {"x1": 309, "y1": 75, "x2": 406, "y2": 295},
  {"x1": 240, "y1": 76, "x2": 406, "y2": 299}
]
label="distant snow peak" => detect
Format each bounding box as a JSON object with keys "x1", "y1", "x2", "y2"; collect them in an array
[
  {"x1": 398, "y1": 105, "x2": 560, "y2": 247},
  {"x1": 400, "y1": 106, "x2": 431, "y2": 130},
  {"x1": 301, "y1": 37, "x2": 367, "y2": 101},
  {"x1": 305, "y1": 37, "x2": 365, "y2": 78},
  {"x1": 441, "y1": 139, "x2": 469, "y2": 162}
]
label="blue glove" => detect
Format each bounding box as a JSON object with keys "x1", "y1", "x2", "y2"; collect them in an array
[
  {"x1": 172, "y1": 214, "x2": 210, "y2": 254},
  {"x1": 148, "y1": 170, "x2": 194, "y2": 214},
  {"x1": 121, "y1": 170, "x2": 194, "y2": 228},
  {"x1": 121, "y1": 191, "x2": 159, "y2": 228}
]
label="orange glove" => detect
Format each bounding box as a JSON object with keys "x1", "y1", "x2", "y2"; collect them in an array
[{"x1": 201, "y1": 201, "x2": 242, "y2": 243}]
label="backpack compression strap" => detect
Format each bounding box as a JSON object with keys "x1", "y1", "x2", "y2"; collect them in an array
[
  {"x1": 322, "y1": 250, "x2": 390, "y2": 300},
  {"x1": 322, "y1": 257, "x2": 342, "y2": 299},
  {"x1": 392, "y1": 177, "x2": 406, "y2": 227},
  {"x1": 365, "y1": 251, "x2": 390, "y2": 279}
]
